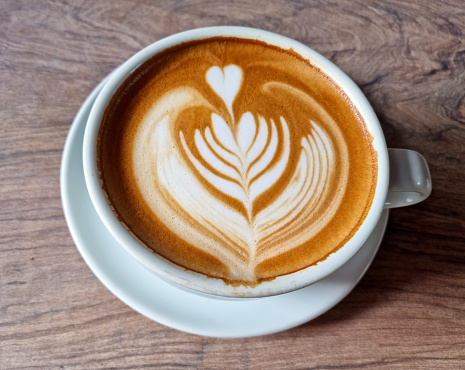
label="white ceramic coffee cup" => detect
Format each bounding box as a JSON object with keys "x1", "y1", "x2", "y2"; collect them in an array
[{"x1": 83, "y1": 27, "x2": 432, "y2": 298}]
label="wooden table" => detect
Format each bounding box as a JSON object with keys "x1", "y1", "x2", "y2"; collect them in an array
[{"x1": 2, "y1": 1, "x2": 464, "y2": 368}]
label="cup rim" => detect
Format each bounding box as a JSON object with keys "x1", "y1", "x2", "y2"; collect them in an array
[{"x1": 83, "y1": 26, "x2": 389, "y2": 298}]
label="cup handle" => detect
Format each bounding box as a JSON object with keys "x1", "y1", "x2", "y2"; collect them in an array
[{"x1": 384, "y1": 148, "x2": 432, "y2": 209}]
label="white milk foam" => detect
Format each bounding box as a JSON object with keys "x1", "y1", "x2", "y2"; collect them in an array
[{"x1": 132, "y1": 65, "x2": 349, "y2": 280}]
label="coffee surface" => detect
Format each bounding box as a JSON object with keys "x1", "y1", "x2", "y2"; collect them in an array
[{"x1": 98, "y1": 37, "x2": 377, "y2": 283}]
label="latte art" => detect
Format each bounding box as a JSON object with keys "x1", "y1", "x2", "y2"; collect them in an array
[
  {"x1": 98, "y1": 38, "x2": 377, "y2": 282},
  {"x1": 133, "y1": 64, "x2": 349, "y2": 280}
]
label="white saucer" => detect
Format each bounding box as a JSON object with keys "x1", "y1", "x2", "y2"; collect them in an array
[{"x1": 61, "y1": 77, "x2": 389, "y2": 338}]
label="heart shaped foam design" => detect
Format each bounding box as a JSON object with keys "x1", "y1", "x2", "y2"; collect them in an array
[{"x1": 206, "y1": 65, "x2": 242, "y2": 117}]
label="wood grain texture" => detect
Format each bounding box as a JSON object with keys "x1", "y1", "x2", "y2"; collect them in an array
[{"x1": 1, "y1": 0, "x2": 464, "y2": 368}]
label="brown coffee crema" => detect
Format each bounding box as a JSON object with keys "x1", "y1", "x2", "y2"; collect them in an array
[{"x1": 98, "y1": 37, "x2": 377, "y2": 283}]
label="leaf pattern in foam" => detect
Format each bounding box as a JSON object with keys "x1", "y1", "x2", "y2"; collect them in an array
[{"x1": 181, "y1": 110, "x2": 290, "y2": 219}]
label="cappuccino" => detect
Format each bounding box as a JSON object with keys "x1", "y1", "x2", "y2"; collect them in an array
[{"x1": 98, "y1": 37, "x2": 377, "y2": 283}]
